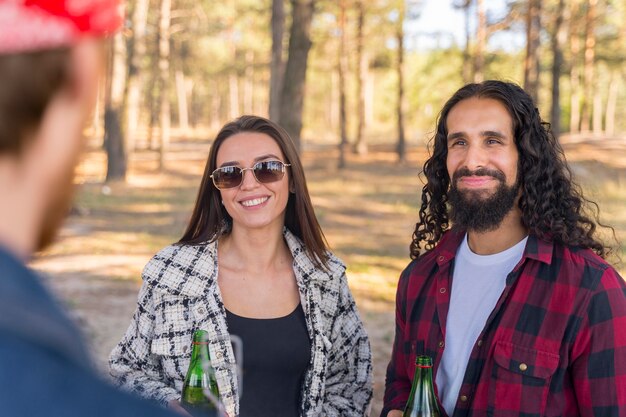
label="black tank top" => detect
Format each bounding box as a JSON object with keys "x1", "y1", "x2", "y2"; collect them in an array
[{"x1": 225, "y1": 304, "x2": 311, "y2": 417}]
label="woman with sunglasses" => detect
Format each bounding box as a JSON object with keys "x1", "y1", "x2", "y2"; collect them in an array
[{"x1": 109, "y1": 115, "x2": 373, "y2": 417}]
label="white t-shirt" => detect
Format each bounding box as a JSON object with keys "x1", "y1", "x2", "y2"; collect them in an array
[{"x1": 436, "y1": 233, "x2": 527, "y2": 416}]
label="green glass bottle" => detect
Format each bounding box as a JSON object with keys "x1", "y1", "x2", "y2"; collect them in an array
[
  {"x1": 181, "y1": 330, "x2": 220, "y2": 417},
  {"x1": 403, "y1": 355, "x2": 440, "y2": 417}
]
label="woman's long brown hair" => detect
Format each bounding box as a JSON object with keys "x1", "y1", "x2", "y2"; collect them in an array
[{"x1": 179, "y1": 115, "x2": 331, "y2": 270}]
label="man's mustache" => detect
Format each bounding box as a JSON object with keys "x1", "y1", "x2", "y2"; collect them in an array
[{"x1": 452, "y1": 167, "x2": 506, "y2": 183}]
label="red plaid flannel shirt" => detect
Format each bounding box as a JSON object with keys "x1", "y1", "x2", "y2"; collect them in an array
[{"x1": 382, "y1": 230, "x2": 626, "y2": 417}]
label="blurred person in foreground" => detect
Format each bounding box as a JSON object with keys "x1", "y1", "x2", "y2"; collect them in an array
[
  {"x1": 109, "y1": 115, "x2": 373, "y2": 417},
  {"x1": 0, "y1": 1, "x2": 177, "y2": 416},
  {"x1": 382, "y1": 80, "x2": 626, "y2": 417}
]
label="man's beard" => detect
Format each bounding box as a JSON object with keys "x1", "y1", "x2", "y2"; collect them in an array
[{"x1": 448, "y1": 167, "x2": 519, "y2": 232}]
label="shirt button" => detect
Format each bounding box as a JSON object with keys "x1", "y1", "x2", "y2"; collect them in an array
[
  {"x1": 437, "y1": 256, "x2": 445, "y2": 262},
  {"x1": 215, "y1": 351, "x2": 223, "y2": 359},
  {"x1": 198, "y1": 307, "x2": 206, "y2": 315},
  {"x1": 438, "y1": 341, "x2": 445, "y2": 348},
  {"x1": 459, "y1": 395, "x2": 468, "y2": 402},
  {"x1": 183, "y1": 345, "x2": 188, "y2": 353},
  {"x1": 439, "y1": 287, "x2": 446, "y2": 294},
  {"x1": 476, "y1": 340, "x2": 483, "y2": 347},
  {"x1": 519, "y1": 363, "x2": 528, "y2": 372}
]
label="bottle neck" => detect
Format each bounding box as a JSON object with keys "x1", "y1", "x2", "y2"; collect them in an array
[
  {"x1": 415, "y1": 363, "x2": 433, "y2": 386},
  {"x1": 190, "y1": 341, "x2": 210, "y2": 365},
  {"x1": 404, "y1": 355, "x2": 439, "y2": 416}
]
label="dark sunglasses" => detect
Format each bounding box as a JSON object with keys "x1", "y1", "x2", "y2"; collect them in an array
[{"x1": 210, "y1": 160, "x2": 291, "y2": 190}]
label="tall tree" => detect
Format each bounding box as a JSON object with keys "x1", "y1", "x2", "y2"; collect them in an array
[
  {"x1": 279, "y1": 0, "x2": 316, "y2": 151},
  {"x1": 157, "y1": 0, "x2": 171, "y2": 170},
  {"x1": 337, "y1": 0, "x2": 349, "y2": 169},
  {"x1": 453, "y1": 0, "x2": 473, "y2": 84},
  {"x1": 605, "y1": 72, "x2": 619, "y2": 136},
  {"x1": 104, "y1": 32, "x2": 128, "y2": 182},
  {"x1": 353, "y1": 0, "x2": 368, "y2": 155},
  {"x1": 569, "y1": 0, "x2": 581, "y2": 134},
  {"x1": 395, "y1": 2, "x2": 406, "y2": 163},
  {"x1": 125, "y1": 0, "x2": 150, "y2": 153},
  {"x1": 269, "y1": 0, "x2": 285, "y2": 121},
  {"x1": 606, "y1": 5, "x2": 626, "y2": 136},
  {"x1": 524, "y1": 0, "x2": 541, "y2": 102},
  {"x1": 550, "y1": 0, "x2": 566, "y2": 139},
  {"x1": 175, "y1": 58, "x2": 190, "y2": 135},
  {"x1": 580, "y1": 0, "x2": 597, "y2": 133},
  {"x1": 474, "y1": 0, "x2": 486, "y2": 82}
]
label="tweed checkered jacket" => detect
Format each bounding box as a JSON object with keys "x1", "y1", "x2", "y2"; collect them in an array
[{"x1": 109, "y1": 229, "x2": 373, "y2": 417}]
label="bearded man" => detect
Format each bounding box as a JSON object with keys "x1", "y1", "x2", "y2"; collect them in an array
[
  {"x1": 0, "y1": 1, "x2": 177, "y2": 416},
  {"x1": 382, "y1": 80, "x2": 626, "y2": 417}
]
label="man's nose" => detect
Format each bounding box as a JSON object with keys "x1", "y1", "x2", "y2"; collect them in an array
[{"x1": 463, "y1": 143, "x2": 487, "y2": 171}]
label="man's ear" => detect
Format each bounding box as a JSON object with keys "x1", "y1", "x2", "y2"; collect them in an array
[
  {"x1": 29, "y1": 39, "x2": 103, "y2": 177},
  {"x1": 64, "y1": 39, "x2": 104, "y2": 108}
]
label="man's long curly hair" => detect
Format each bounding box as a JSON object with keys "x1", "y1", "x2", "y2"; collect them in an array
[{"x1": 410, "y1": 80, "x2": 614, "y2": 260}]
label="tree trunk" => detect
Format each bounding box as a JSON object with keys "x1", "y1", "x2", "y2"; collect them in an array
[
  {"x1": 269, "y1": 0, "x2": 285, "y2": 121},
  {"x1": 229, "y1": 72, "x2": 239, "y2": 119},
  {"x1": 104, "y1": 108, "x2": 126, "y2": 181},
  {"x1": 244, "y1": 51, "x2": 254, "y2": 115},
  {"x1": 210, "y1": 79, "x2": 222, "y2": 132},
  {"x1": 158, "y1": 0, "x2": 171, "y2": 171},
  {"x1": 279, "y1": 0, "x2": 316, "y2": 152},
  {"x1": 92, "y1": 78, "x2": 104, "y2": 145},
  {"x1": 353, "y1": 0, "x2": 368, "y2": 155},
  {"x1": 580, "y1": 0, "x2": 597, "y2": 133},
  {"x1": 175, "y1": 69, "x2": 189, "y2": 135},
  {"x1": 125, "y1": 0, "x2": 149, "y2": 153},
  {"x1": 605, "y1": 72, "x2": 618, "y2": 136},
  {"x1": 104, "y1": 32, "x2": 128, "y2": 182},
  {"x1": 473, "y1": 0, "x2": 486, "y2": 83},
  {"x1": 462, "y1": 0, "x2": 472, "y2": 84},
  {"x1": 524, "y1": 0, "x2": 541, "y2": 103},
  {"x1": 329, "y1": 71, "x2": 338, "y2": 130},
  {"x1": 396, "y1": 2, "x2": 406, "y2": 163},
  {"x1": 550, "y1": 0, "x2": 565, "y2": 140},
  {"x1": 365, "y1": 67, "x2": 374, "y2": 128},
  {"x1": 592, "y1": 90, "x2": 602, "y2": 136},
  {"x1": 338, "y1": 0, "x2": 348, "y2": 169},
  {"x1": 569, "y1": 1, "x2": 581, "y2": 134}
]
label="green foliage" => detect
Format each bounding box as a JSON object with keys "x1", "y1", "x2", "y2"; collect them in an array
[{"x1": 122, "y1": 0, "x2": 626, "y2": 145}]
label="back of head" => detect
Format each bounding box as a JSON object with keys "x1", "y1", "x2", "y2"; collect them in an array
[
  {"x1": 411, "y1": 80, "x2": 614, "y2": 259},
  {"x1": 0, "y1": 49, "x2": 71, "y2": 155},
  {"x1": 0, "y1": 0, "x2": 122, "y2": 256},
  {"x1": 0, "y1": 0, "x2": 122, "y2": 156}
]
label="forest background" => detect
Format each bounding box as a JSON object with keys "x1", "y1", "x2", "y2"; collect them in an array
[{"x1": 32, "y1": 0, "x2": 626, "y2": 415}]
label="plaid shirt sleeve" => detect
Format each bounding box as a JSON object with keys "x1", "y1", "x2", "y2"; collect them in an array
[
  {"x1": 381, "y1": 261, "x2": 418, "y2": 416},
  {"x1": 570, "y1": 264, "x2": 626, "y2": 415}
]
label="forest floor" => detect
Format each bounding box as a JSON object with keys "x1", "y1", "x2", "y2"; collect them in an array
[{"x1": 30, "y1": 135, "x2": 626, "y2": 416}]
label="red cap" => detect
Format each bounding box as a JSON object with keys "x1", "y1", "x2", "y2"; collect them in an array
[{"x1": 0, "y1": 0, "x2": 123, "y2": 54}]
